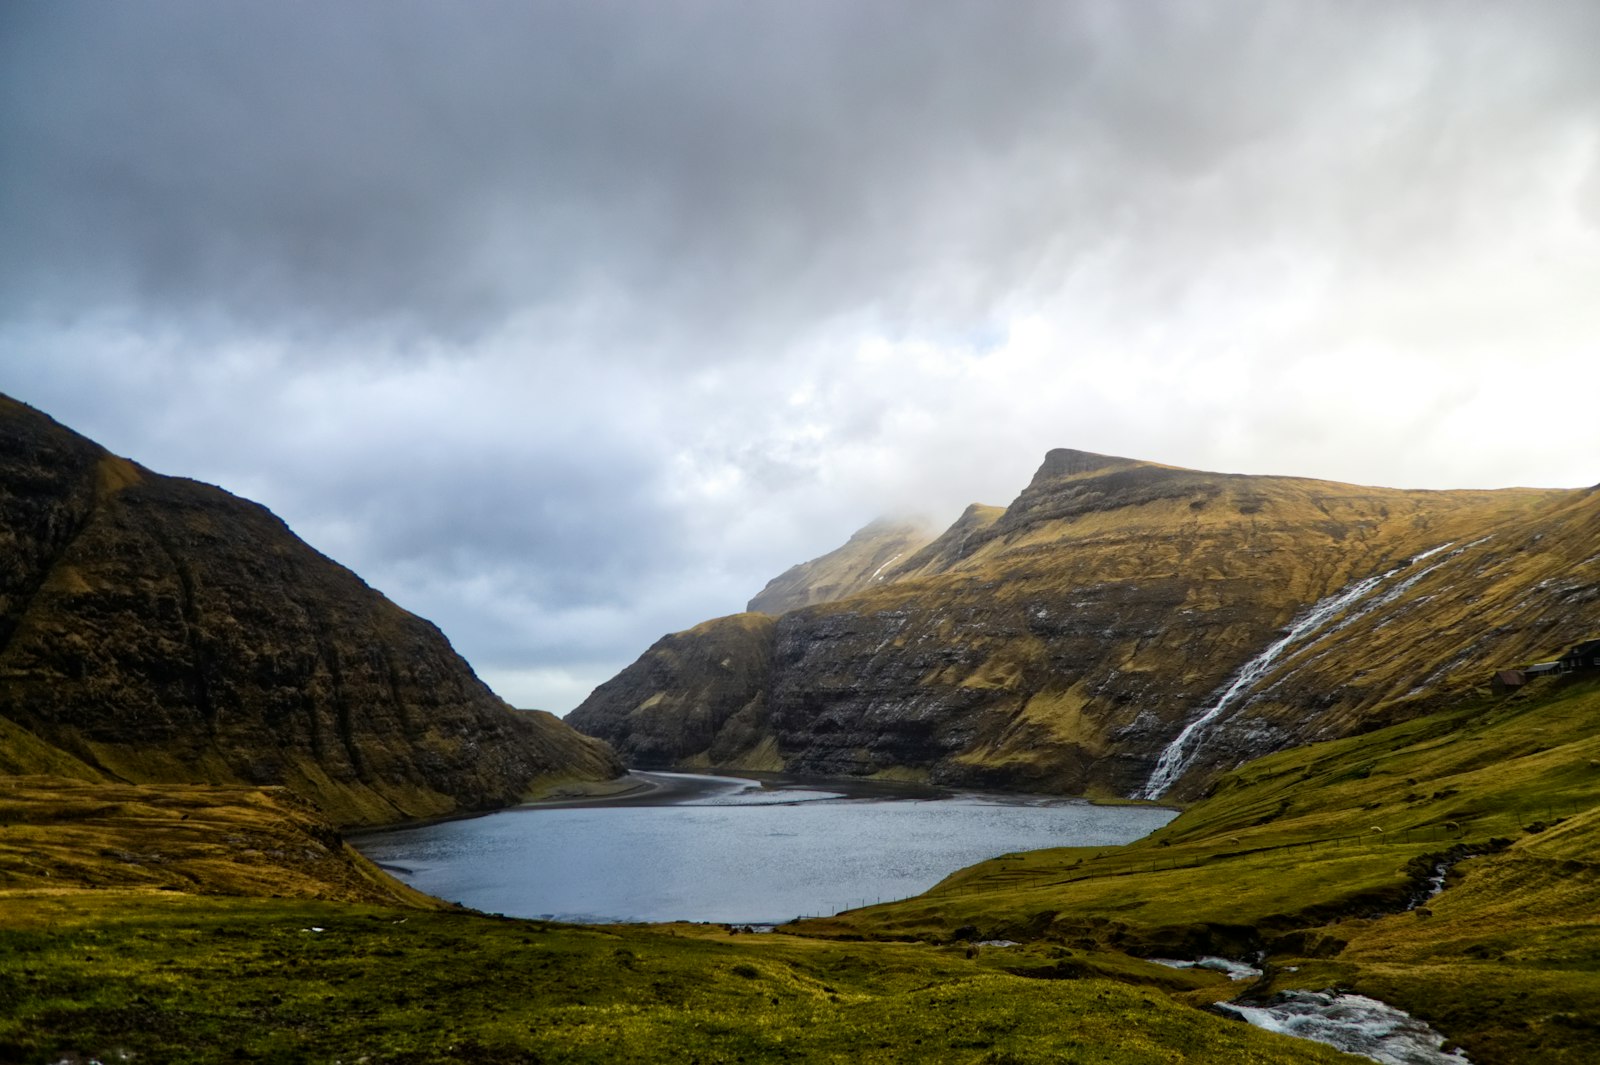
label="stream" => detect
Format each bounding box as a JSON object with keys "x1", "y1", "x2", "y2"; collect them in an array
[{"x1": 1220, "y1": 991, "x2": 1470, "y2": 1065}]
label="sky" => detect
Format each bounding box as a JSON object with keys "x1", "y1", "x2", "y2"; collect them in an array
[{"x1": 3, "y1": 1, "x2": 1598, "y2": 713}]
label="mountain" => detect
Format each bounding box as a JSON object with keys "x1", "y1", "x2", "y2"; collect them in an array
[
  {"x1": 569, "y1": 447, "x2": 1598, "y2": 798},
  {"x1": 0, "y1": 394, "x2": 620, "y2": 826},
  {"x1": 747, "y1": 516, "x2": 939, "y2": 616},
  {"x1": 564, "y1": 613, "x2": 780, "y2": 770}
]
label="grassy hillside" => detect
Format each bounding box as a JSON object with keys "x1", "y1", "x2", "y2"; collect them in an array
[
  {"x1": 799, "y1": 675, "x2": 1600, "y2": 1063},
  {"x1": 0, "y1": 774, "x2": 1352, "y2": 1063},
  {"x1": 0, "y1": 776, "x2": 441, "y2": 906},
  {"x1": 6, "y1": 679, "x2": 1596, "y2": 1061},
  {"x1": 0, "y1": 393, "x2": 622, "y2": 827},
  {"x1": 0, "y1": 892, "x2": 1368, "y2": 1065},
  {"x1": 571, "y1": 446, "x2": 1595, "y2": 799},
  {"x1": 748, "y1": 516, "x2": 940, "y2": 616},
  {"x1": 566, "y1": 612, "x2": 781, "y2": 769}
]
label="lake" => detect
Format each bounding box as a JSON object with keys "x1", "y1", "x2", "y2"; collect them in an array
[{"x1": 352, "y1": 772, "x2": 1176, "y2": 925}]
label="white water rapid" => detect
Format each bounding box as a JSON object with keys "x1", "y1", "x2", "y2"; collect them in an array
[
  {"x1": 1149, "y1": 956, "x2": 1263, "y2": 981},
  {"x1": 1221, "y1": 991, "x2": 1471, "y2": 1064},
  {"x1": 1136, "y1": 543, "x2": 1459, "y2": 800}
]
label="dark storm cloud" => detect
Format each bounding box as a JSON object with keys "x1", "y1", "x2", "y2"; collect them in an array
[
  {"x1": 0, "y1": 1, "x2": 1460, "y2": 346},
  {"x1": 1, "y1": 0, "x2": 1088, "y2": 345},
  {"x1": 6, "y1": 0, "x2": 1599, "y2": 352},
  {"x1": 4, "y1": 1, "x2": 1599, "y2": 710}
]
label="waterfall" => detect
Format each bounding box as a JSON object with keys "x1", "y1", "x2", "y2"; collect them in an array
[{"x1": 1136, "y1": 542, "x2": 1457, "y2": 800}]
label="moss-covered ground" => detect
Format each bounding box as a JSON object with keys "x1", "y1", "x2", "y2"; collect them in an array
[
  {"x1": 4, "y1": 678, "x2": 1598, "y2": 1062},
  {"x1": 0, "y1": 776, "x2": 437, "y2": 906},
  {"x1": 803, "y1": 676, "x2": 1600, "y2": 1063},
  {"x1": 0, "y1": 893, "x2": 1371, "y2": 1064}
]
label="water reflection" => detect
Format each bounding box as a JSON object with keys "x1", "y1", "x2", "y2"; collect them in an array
[{"x1": 354, "y1": 772, "x2": 1175, "y2": 924}]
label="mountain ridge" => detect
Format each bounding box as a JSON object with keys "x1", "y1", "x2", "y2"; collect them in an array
[
  {"x1": 569, "y1": 447, "x2": 1594, "y2": 798},
  {"x1": 747, "y1": 515, "x2": 940, "y2": 616}
]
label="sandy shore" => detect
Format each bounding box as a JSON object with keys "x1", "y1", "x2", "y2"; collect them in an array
[
  {"x1": 523, "y1": 771, "x2": 754, "y2": 808},
  {"x1": 523, "y1": 769, "x2": 968, "y2": 810}
]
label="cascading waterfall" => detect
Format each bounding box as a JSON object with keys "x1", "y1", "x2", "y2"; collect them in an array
[{"x1": 1136, "y1": 542, "x2": 1458, "y2": 800}]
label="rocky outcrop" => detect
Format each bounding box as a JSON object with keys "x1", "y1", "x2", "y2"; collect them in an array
[
  {"x1": 0, "y1": 395, "x2": 621, "y2": 826},
  {"x1": 748, "y1": 517, "x2": 936, "y2": 616},
  {"x1": 565, "y1": 613, "x2": 778, "y2": 769},
  {"x1": 571, "y1": 447, "x2": 1598, "y2": 799},
  {"x1": 882, "y1": 504, "x2": 1004, "y2": 582}
]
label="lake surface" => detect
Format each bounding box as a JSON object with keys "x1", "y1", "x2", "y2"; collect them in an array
[{"x1": 353, "y1": 772, "x2": 1176, "y2": 924}]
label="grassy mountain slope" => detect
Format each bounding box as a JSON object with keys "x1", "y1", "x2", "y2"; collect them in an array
[
  {"x1": 0, "y1": 395, "x2": 620, "y2": 826},
  {"x1": 798, "y1": 675, "x2": 1600, "y2": 1064},
  {"x1": 566, "y1": 612, "x2": 780, "y2": 769},
  {"x1": 572, "y1": 447, "x2": 1591, "y2": 799},
  {"x1": 877, "y1": 502, "x2": 1005, "y2": 582},
  {"x1": 0, "y1": 775, "x2": 439, "y2": 906},
  {"x1": 10, "y1": 680, "x2": 1593, "y2": 1062},
  {"x1": 748, "y1": 516, "x2": 939, "y2": 616},
  {"x1": 0, "y1": 764, "x2": 1360, "y2": 1064}
]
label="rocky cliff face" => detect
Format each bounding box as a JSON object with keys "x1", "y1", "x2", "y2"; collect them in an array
[
  {"x1": 569, "y1": 447, "x2": 1597, "y2": 799},
  {"x1": 566, "y1": 613, "x2": 778, "y2": 769},
  {"x1": 0, "y1": 395, "x2": 620, "y2": 826}
]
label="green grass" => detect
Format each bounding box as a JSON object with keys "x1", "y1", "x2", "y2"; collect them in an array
[
  {"x1": 801, "y1": 677, "x2": 1600, "y2": 1063},
  {"x1": 0, "y1": 776, "x2": 438, "y2": 906},
  {"x1": 0, "y1": 893, "x2": 1366, "y2": 1065},
  {"x1": 6, "y1": 679, "x2": 1599, "y2": 1062}
]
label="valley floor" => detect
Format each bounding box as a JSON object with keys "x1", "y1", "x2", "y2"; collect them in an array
[
  {"x1": 1, "y1": 892, "x2": 1365, "y2": 1065},
  {"x1": 4, "y1": 678, "x2": 1599, "y2": 1063}
]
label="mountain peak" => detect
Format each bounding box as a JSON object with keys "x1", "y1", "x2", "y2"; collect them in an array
[
  {"x1": 1033, "y1": 448, "x2": 1147, "y2": 482},
  {"x1": 747, "y1": 516, "x2": 939, "y2": 616}
]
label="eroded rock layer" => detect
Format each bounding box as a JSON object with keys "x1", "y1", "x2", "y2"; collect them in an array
[
  {"x1": 0, "y1": 395, "x2": 620, "y2": 826},
  {"x1": 567, "y1": 613, "x2": 778, "y2": 770}
]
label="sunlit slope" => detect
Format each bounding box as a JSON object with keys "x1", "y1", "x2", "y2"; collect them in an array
[
  {"x1": 1179, "y1": 482, "x2": 1600, "y2": 785},
  {"x1": 0, "y1": 714, "x2": 105, "y2": 779},
  {"x1": 0, "y1": 394, "x2": 621, "y2": 827},
  {"x1": 801, "y1": 677, "x2": 1600, "y2": 1064},
  {"x1": 872, "y1": 502, "x2": 1004, "y2": 582},
  {"x1": 574, "y1": 446, "x2": 1590, "y2": 797},
  {"x1": 748, "y1": 516, "x2": 939, "y2": 616},
  {"x1": 0, "y1": 775, "x2": 441, "y2": 906}
]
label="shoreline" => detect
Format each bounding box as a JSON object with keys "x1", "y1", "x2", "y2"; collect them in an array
[
  {"x1": 517, "y1": 768, "x2": 1180, "y2": 812},
  {"x1": 518, "y1": 770, "x2": 738, "y2": 808}
]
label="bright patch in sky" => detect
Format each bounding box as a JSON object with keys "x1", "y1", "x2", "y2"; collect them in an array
[{"x1": 2, "y1": 1, "x2": 1597, "y2": 710}]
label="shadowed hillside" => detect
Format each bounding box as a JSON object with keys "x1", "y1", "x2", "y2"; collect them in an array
[{"x1": 0, "y1": 395, "x2": 620, "y2": 826}]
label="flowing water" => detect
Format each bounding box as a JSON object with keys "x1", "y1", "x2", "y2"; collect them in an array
[
  {"x1": 1149, "y1": 955, "x2": 1263, "y2": 981},
  {"x1": 356, "y1": 774, "x2": 1471, "y2": 1062},
  {"x1": 352, "y1": 772, "x2": 1175, "y2": 924},
  {"x1": 1220, "y1": 991, "x2": 1471, "y2": 1064},
  {"x1": 1138, "y1": 542, "x2": 1462, "y2": 799}
]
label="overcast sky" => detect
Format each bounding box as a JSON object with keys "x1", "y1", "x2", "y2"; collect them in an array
[{"x1": 3, "y1": 1, "x2": 1598, "y2": 712}]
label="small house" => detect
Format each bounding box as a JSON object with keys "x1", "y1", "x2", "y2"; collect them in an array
[
  {"x1": 1491, "y1": 669, "x2": 1526, "y2": 694},
  {"x1": 1558, "y1": 638, "x2": 1600, "y2": 674}
]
